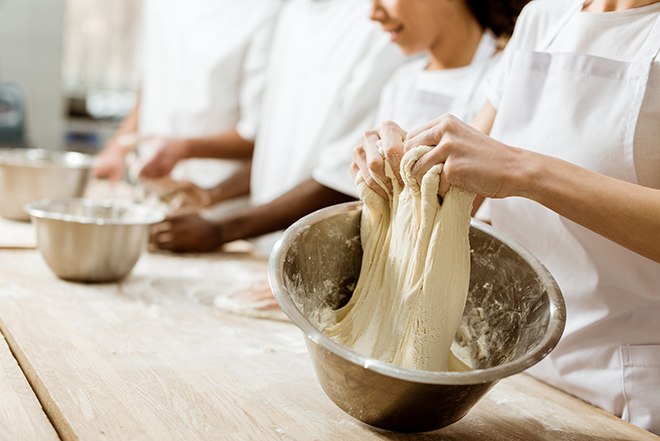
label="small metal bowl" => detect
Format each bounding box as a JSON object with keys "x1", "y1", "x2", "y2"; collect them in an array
[
  {"x1": 269, "y1": 202, "x2": 565, "y2": 432},
  {"x1": 0, "y1": 148, "x2": 94, "y2": 221},
  {"x1": 24, "y1": 198, "x2": 165, "y2": 283}
]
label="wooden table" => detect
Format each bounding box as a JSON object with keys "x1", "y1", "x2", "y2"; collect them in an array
[{"x1": 0, "y1": 243, "x2": 658, "y2": 440}]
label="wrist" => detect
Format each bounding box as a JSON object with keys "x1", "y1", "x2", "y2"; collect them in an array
[
  {"x1": 179, "y1": 138, "x2": 196, "y2": 160},
  {"x1": 210, "y1": 220, "x2": 226, "y2": 248},
  {"x1": 514, "y1": 148, "x2": 547, "y2": 202},
  {"x1": 213, "y1": 215, "x2": 246, "y2": 245}
]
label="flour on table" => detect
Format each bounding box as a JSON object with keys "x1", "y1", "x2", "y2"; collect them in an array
[
  {"x1": 212, "y1": 280, "x2": 290, "y2": 323},
  {"x1": 320, "y1": 145, "x2": 475, "y2": 372}
]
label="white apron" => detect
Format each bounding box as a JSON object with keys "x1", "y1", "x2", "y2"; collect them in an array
[
  {"x1": 392, "y1": 30, "x2": 497, "y2": 130},
  {"x1": 488, "y1": 2, "x2": 660, "y2": 433}
]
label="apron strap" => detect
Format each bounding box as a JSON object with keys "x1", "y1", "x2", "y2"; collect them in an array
[
  {"x1": 452, "y1": 29, "x2": 498, "y2": 121},
  {"x1": 540, "y1": 0, "x2": 585, "y2": 50},
  {"x1": 637, "y1": 11, "x2": 660, "y2": 59}
]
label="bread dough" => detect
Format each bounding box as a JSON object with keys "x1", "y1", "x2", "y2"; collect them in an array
[{"x1": 321, "y1": 146, "x2": 475, "y2": 372}]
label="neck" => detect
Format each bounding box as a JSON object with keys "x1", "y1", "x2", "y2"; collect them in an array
[
  {"x1": 583, "y1": 0, "x2": 660, "y2": 11},
  {"x1": 427, "y1": 20, "x2": 483, "y2": 70}
]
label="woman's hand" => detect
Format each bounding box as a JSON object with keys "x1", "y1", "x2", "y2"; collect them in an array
[
  {"x1": 404, "y1": 114, "x2": 528, "y2": 198},
  {"x1": 143, "y1": 178, "x2": 211, "y2": 210},
  {"x1": 139, "y1": 137, "x2": 189, "y2": 179},
  {"x1": 351, "y1": 121, "x2": 407, "y2": 198},
  {"x1": 94, "y1": 147, "x2": 126, "y2": 182}
]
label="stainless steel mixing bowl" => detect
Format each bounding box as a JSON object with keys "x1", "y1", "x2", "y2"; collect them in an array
[
  {"x1": 269, "y1": 201, "x2": 566, "y2": 433},
  {"x1": 0, "y1": 148, "x2": 94, "y2": 221},
  {"x1": 24, "y1": 198, "x2": 165, "y2": 282}
]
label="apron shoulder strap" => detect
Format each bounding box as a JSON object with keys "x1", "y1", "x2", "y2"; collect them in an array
[
  {"x1": 637, "y1": 11, "x2": 660, "y2": 60},
  {"x1": 540, "y1": 0, "x2": 586, "y2": 50}
]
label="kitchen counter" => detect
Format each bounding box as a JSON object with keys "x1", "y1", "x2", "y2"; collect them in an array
[{"x1": 0, "y1": 243, "x2": 658, "y2": 440}]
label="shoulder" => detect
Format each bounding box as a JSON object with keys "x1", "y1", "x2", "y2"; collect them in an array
[{"x1": 511, "y1": 0, "x2": 579, "y2": 50}]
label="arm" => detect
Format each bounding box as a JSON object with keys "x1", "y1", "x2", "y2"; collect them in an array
[
  {"x1": 94, "y1": 93, "x2": 141, "y2": 181},
  {"x1": 404, "y1": 108, "x2": 660, "y2": 264},
  {"x1": 205, "y1": 160, "x2": 252, "y2": 205},
  {"x1": 152, "y1": 178, "x2": 356, "y2": 252},
  {"x1": 139, "y1": 128, "x2": 255, "y2": 179},
  {"x1": 219, "y1": 178, "x2": 355, "y2": 243}
]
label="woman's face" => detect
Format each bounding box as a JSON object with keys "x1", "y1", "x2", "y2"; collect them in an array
[{"x1": 370, "y1": 0, "x2": 458, "y2": 55}]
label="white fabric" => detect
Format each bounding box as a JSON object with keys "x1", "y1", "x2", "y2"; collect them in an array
[
  {"x1": 484, "y1": 0, "x2": 660, "y2": 434},
  {"x1": 375, "y1": 33, "x2": 499, "y2": 132},
  {"x1": 322, "y1": 146, "x2": 474, "y2": 372},
  {"x1": 250, "y1": 0, "x2": 409, "y2": 255},
  {"x1": 483, "y1": 0, "x2": 660, "y2": 189},
  {"x1": 137, "y1": 0, "x2": 281, "y2": 189}
]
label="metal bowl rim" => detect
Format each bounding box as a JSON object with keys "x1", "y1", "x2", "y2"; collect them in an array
[
  {"x1": 0, "y1": 148, "x2": 95, "y2": 169},
  {"x1": 24, "y1": 197, "x2": 165, "y2": 225},
  {"x1": 269, "y1": 201, "x2": 566, "y2": 385}
]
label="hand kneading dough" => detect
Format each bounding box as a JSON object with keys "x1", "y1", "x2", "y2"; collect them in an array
[{"x1": 321, "y1": 145, "x2": 475, "y2": 372}]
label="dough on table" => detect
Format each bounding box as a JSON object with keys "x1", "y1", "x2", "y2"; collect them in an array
[{"x1": 321, "y1": 145, "x2": 475, "y2": 372}]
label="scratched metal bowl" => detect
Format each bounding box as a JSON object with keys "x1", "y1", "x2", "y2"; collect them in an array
[
  {"x1": 24, "y1": 198, "x2": 165, "y2": 283},
  {"x1": 269, "y1": 201, "x2": 565, "y2": 433},
  {"x1": 0, "y1": 148, "x2": 94, "y2": 221}
]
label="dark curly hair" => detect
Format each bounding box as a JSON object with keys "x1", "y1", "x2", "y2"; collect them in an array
[{"x1": 466, "y1": 0, "x2": 531, "y2": 40}]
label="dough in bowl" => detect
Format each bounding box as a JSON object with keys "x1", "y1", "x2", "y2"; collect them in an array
[{"x1": 321, "y1": 145, "x2": 475, "y2": 372}]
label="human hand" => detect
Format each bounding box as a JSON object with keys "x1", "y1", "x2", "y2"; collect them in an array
[
  {"x1": 142, "y1": 178, "x2": 211, "y2": 210},
  {"x1": 139, "y1": 137, "x2": 189, "y2": 180},
  {"x1": 351, "y1": 121, "x2": 407, "y2": 198},
  {"x1": 150, "y1": 212, "x2": 223, "y2": 252},
  {"x1": 404, "y1": 114, "x2": 526, "y2": 198},
  {"x1": 94, "y1": 148, "x2": 126, "y2": 182}
]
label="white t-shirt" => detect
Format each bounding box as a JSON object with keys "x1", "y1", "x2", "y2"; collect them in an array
[
  {"x1": 137, "y1": 0, "x2": 281, "y2": 188},
  {"x1": 249, "y1": 0, "x2": 409, "y2": 254},
  {"x1": 376, "y1": 42, "x2": 499, "y2": 131},
  {"x1": 483, "y1": 0, "x2": 660, "y2": 189}
]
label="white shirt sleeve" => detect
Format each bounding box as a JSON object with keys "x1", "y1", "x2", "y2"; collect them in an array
[
  {"x1": 235, "y1": 8, "x2": 281, "y2": 142},
  {"x1": 312, "y1": 37, "x2": 407, "y2": 198}
]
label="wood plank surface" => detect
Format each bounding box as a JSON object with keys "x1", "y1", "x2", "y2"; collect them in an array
[
  {"x1": 0, "y1": 331, "x2": 59, "y2": 440},
  {"x1": 0, "y1": 248, "x2": 657, "y2": 441}
]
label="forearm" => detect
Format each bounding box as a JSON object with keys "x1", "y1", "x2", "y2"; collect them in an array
[
  {"x1": 106, "y1": 94, "x2": 141, "y2": 156},
  {"x1": 206, "y1": 161, "x2": 252, "y2": 205},
  {"x1": 183, "y1": 129, "x2": 254, "y2": 160},
  {"x1": 518, "y1": 150, "x2": 660, "y2": 263},
  {"x1": 217, "y1": 178, "x2": 356, "y2": 243}
]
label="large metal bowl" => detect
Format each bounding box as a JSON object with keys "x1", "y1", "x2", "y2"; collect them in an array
[
  {"x1": 0, "y1": 148, "x2": 94, "y2": 221},
  {"x1": 269, "y1": 202, "x2": 565, "y2": 432},
  {"x1": 24, "y1": 198, "x2": 165, "y2": 283}
]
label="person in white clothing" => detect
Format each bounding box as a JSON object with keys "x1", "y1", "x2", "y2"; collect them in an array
[
  {"x1": 354, "y1": 0, "x2": 660, "y2": 434},
  {"x1": 149, "y1": 0, "x2": 409, "y2": 255},
  {"x1": 94, "y1": 0, "x2": 281, "y2": 202},
  {"x1": 328, "y1": 0, "x2": 529, "y2": 215}
]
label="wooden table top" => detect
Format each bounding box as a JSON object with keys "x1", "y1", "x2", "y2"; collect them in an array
[{"x1": 0, "y1": 244, "x2": 657, "y2": 440}]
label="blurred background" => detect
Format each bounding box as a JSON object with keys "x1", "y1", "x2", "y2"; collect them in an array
[{"x1": 0, "y1": 0, "x2": 142, "y2": 153}]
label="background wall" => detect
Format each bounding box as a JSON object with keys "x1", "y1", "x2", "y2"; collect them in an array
[{"x1": 0, "y1": 0, "x2": 66, "y2": 150}]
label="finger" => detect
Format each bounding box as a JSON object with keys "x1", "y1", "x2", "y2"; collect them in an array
[
  {"x1": 139, "y1": 159, "x2": 162, "y2": 179},
  {"x1": 411, "y1": 146, "x2": 448, "y2": 184},
  {"x1": 350, "y1": 160, "x2": 359, "y2": 181},
  {"x1": 362, "y1": 130, "x2": 392, "y2": 193},
  {"x1": 438, "y1": 172, "x2": 451, "y2": 198},
  {"x1": 151, "y1": 220, "x2": 173, "y2": 234},
  {"x1": 353, "y1": 144, "x2": 389, "y2": 199},
  {"x1": 378, "y1": 121, "x2": 406, "y2": 185},
  {"x1": 405, "y1": 113, "x2": 447, "y2": 142},
  {"x1": 404, "y1": 114, "x2": 457, "y2": 153}
]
